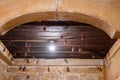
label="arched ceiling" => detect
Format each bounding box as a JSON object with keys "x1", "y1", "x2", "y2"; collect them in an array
[{"x1": 0, "y1": 0, "x2": 120, "y2": 38}]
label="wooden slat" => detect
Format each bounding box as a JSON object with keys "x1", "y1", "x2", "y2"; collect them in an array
[
  {"x1": 2, "y1": 40, "x2": 114, "y2": 45},
  {"x1": 14, "y1": 53, "x2": 94, "y2": 59},
  {"x1": 23, "y1": 21, "x2": 90, "y2": 26}
]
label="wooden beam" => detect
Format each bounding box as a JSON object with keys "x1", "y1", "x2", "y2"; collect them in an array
[
  {"x1": 22, "y1": 21, "x2": 91, "y2": 26},
  {"x1": 13, "y1": 51, "x2": 105, "y2": 59},
  {"x1": 6, "y1": 44, "x2": 109, "y2": 48},
  {"x1": 0, "y1": 41, "x2": 12, "y2": 65},
  {"x1": 14, "y1": 53, "x2": 93, "y2": 59}
]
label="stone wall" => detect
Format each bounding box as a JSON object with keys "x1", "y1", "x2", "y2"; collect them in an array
[
  {"x1": 0, "y1": 58, "x2": 104, "y2": 80},
  {"x1": 105, "y1": 39, "x2": 120, "y2": 80},
  {"x1": 8, "y1": 66, "x2": 103, "y2": 80},
  {"x1": 7, "y1": 59, "x2": 104, "y2": 80},
  {"x1": 0, "y1": 59, "x2": 8, "y2": 80}
]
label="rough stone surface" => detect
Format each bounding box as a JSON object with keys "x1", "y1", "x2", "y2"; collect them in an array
[
  {"x1": 105, "y1": 39, "x2": 120, "y2": 80},
  {"x1": 0, "y1": 41, "x2": 12, "y2": 65},
  {"x1": 12, "y1": 59, "x2": 103, "y2": 66},
  {"x1": 0, "y1": 59, "x2": 8, "y2": 80},
  {"x1": 8, "y1": 59, "x2": 103, "y2": 80},
  {"x1": 8, "y1": 66, "x2": 103, "y2": 80}
]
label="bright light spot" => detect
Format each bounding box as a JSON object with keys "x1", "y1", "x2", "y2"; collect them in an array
[{"x1": 49, "y1": 45, "x2": 56, "y2": 52}]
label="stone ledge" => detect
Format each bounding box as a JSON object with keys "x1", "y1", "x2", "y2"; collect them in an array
[{"x1": 12, "y1": 59, "x2": 103, "y2": 66}]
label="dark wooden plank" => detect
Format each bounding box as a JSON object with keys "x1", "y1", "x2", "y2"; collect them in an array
[
  {"x1": 23, "y1": 21, "x2": 90, "y2": 26},
  {"x1": 13, "y1": 52, "x2": 105, "y2": 59},
  {"x1": 2, "y1": 40, "x2": 114, "y2": 46},
  {"x1": 13, "y1": 53, "x2": 94, "y2": 59}
]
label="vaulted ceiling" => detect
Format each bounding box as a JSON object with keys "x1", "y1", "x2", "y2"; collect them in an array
[{"x1": 0, "y1": 21, "x2": 116, "y2": 59}]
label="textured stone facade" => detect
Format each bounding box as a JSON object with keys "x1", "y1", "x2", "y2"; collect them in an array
[
  {"x1": 0, "y1": 0, "x2": 120, "y2": 38},
  {"x1": 5, "y1": 59, "x2": 103, "y2": 80},
  {"x1": 8, "y1": 66, "x2": 103, "y2": 80},
  {"x1": 0, "y1": 58, "x2": 104, "y2": 80},
  {"x1": 105, "y1": 39, "x2": 120, "y2": 80},
  {"x1": 0, "y1": 59, "x2": 8, "y2": 80}
]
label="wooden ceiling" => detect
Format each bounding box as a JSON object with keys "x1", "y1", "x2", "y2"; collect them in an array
[{"x1": 0, "y1": 21, "x2": 116, "y2": 59}]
